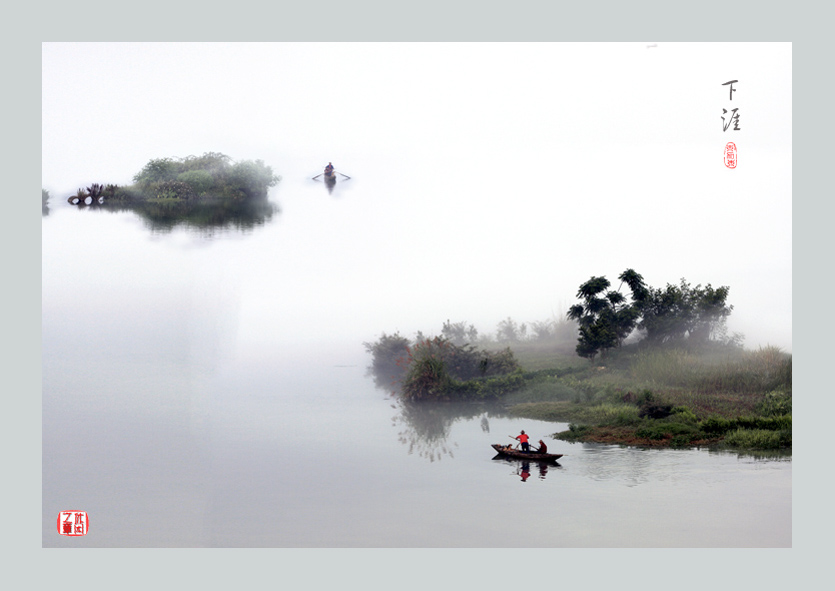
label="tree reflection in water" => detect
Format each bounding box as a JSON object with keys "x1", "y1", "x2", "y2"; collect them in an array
[
  {"x1": 69, "y1": 196, "x2": 279, "y2": 235},
  {"x1": 392, "y1": 400, "x2": 500, "y2": 462}
]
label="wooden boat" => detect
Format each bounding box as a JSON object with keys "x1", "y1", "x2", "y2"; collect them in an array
[{"x1": 491, "y1": 443, "x2": 563, "y2": 462}]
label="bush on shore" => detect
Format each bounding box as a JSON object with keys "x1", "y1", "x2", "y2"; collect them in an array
[{"x1": 365, "y1": 333, "x2": 524, "y2": 402}]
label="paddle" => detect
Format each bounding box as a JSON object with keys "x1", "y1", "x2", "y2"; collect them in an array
[{"x1": 313, "y1": 171, "x2": 349, "y2": 181}]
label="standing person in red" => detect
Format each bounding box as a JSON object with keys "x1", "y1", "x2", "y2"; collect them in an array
[{"x1": 515, "y1": 430, "x2": 530, "y2": 452}]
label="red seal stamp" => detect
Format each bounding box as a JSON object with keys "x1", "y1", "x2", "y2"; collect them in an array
[
  {"x1": 57, "y1": 510, "x2": 89, "y2": 536},
  {"x1": 724, "y1": 142, "x2": 737, "y2": 169}
]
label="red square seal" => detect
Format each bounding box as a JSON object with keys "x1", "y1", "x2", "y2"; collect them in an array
[{"x1": 57, "y1": 511, "x2": 89, "y2": 536}]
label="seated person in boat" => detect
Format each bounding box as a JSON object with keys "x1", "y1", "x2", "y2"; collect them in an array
[
  {"x1": 325, "y1": 162, "x2": 334, "y2": 174},
  {"x1": 536, "y1": 440, "x2": 548, "y2": 454},
  {"x1": 516, "y1": 430, "x2": 530, "y2": 452}
]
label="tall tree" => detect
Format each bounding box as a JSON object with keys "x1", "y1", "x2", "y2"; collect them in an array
[{"x1": 567, "y1": 270, "x2": 645, "y2": 360}]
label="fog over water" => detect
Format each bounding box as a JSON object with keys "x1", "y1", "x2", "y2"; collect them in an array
[{"x1": 42, "y1": 42, "x2": 792, "y2": 355}]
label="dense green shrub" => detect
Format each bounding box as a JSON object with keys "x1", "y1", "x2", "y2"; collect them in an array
[
  {"x1": 408, "y1": 337, "x2": 520, "y2": 381},
  {"x1": 582, "y1": 403, "x2": 641, "y2": 426},
  {"x1": 636, "y1": 421, "x2": 699, "y2": 440},
  {"x1": 452, "y1": 371, "x2": 525, "y2": 399},
  {"x1": 401, "y1": 353, "x2": 452, "y2": 401},
  {"x1": 133, "y1": 157, "x2": 178, "y2": 187},
  {"x1": 226, "y1": 160, "x2": 278, "y2": 199},
  {"x1": 636, "y1": 390, "x2": 673, "y2": 419},
  {"x1": 131, "y1": 152, "x2": 279, "y2": 201},
  {"x1": 556, "y1": 423, "x2": 592, "y2": 442},
  {"x1": 152, "y1": 180, "x2": 196, "y2": 200},
  {"x1": 363, "y1": 332, "x2": 411, "y2": 386},
  {"x1": 390, "y1": 336, "x2": 523, "y2": 401},
  {"x1": 670, "y1": 406, "x2": 699, "y2": 424},
  {"x1": 700, "y1": 415, "x2": 791, "y2": 435},
  {"x1": 722, "y1": 428, "x2": 789, "y2": 450},
  {"x1": 177, "y1": 170, "x2": 215, "y2": 196},
  {"x1": 757, "y1": 390, "x2": 792, "y2": 416}
]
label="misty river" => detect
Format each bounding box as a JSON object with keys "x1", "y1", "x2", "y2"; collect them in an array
[{"x1": 42, "y1": 175, "x2": 790, "y2": 548}]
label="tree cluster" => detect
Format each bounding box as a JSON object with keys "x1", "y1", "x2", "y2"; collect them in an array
[
  {"x1": 364, "y1": 332, "x2": 521, "y2": 400},
  {"x1": 132, "y1": 152, "x2": 280, "y2": 201},
  {"x1": 567, "y1": 269, "x2": 735, "y2": 361}
]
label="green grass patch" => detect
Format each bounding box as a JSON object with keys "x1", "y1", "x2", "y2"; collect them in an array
[
  {"x1": 722, "y1": 428, "x2": 791, "y2": 450},
  {"x1": 556, "y1": 423, "x2": 593, "y2": 442},
  {"x1": 508, "y1": 401, "x2": 640, "y2": 426},
  {"x1": 635, "y1": 420, "x2": 700, "y2": 441},
  {"x1": 502, "y1": 378, "x2": 581, "y2": 404},
  {"x1": 507, "y1": 401, "x2": 575, "y2": 422}
]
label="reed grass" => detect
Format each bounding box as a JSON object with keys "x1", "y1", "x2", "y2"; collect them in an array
[
  {"x1": 509, "y1": 401, "x2": 640, "y2": 426},
  {"x1": 630, "y1": 346, "x2": 791, "y2": 394}
]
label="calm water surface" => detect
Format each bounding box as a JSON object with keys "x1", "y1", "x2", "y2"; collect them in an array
[{"x1": 42, "y1": 177, "x2": 791, "y2": 547}]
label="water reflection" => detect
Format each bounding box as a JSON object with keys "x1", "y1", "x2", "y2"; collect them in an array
[
  {"x1": 66, "y1": 196, "x2": 278, "y2": 234},
  {"x1": 312, "y1": 170, "x2": 351, "y2": 195},
  {"x1": 577, "y1": 443, "x2": 665, "y2": 487},
  {"x1": 577, "y1": 443, "x2": 792, "y2": 488},
  {"x1": 392, "y1": 400, "x2": 500, "y2": 462},
  {"x1": 710, "y1": 449, "x2": 793, "y2": 462},
  {"x1": 491, "y1": 456, "x2": 562, "y2": 481}
]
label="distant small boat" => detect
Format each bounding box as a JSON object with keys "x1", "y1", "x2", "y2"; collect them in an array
[
  {"x1": 491, "y1": 443, "x2": 563, "y2": 462},
  {"x1": 313, "y1": 169, "x2": 350, "y2": 193}
]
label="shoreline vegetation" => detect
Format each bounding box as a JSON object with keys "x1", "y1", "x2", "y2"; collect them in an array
[
  {"x1": 365, "y1": 273, "x2": 791, "y2": 453},
  {"x1": 52, "y1": 152, "x2": 281, "y2": 231}
]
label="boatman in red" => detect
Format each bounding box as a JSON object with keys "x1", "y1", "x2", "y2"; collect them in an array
[{"x1": 516, "y1": 430, "x2": 530, "y2": 452}]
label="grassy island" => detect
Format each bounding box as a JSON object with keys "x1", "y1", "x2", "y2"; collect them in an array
[
  {"x1": 64, "y1": 152, "x2": 281, "y2": 231},
  {"x1": 365, "y1": 271, "x2": 791, "y2": 452},
  {"x1": 68, "y1": 152, "x2": 280, "y2": 205}
]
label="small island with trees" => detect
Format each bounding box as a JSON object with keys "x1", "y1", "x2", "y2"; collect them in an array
[
  {"x1": 61, "y1": 152, "x2": 281, "y2": 231},
  {"x1": 365, "y1": 269, "x2": 791, "y2": 452}
]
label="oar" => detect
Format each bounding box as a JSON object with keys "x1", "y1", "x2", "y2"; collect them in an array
[{"x1": 337, "y1": 172, "x2": 351, "y2": 179}]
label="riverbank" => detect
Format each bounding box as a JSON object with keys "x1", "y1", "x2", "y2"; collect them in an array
[{"x1": 501, "y1": 341, "x2": 792, "y2": 451}]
